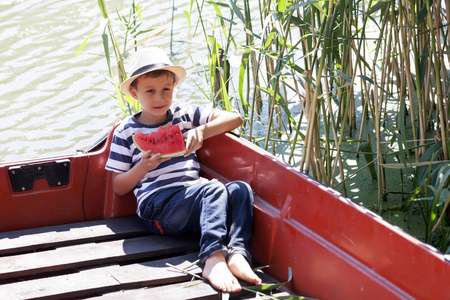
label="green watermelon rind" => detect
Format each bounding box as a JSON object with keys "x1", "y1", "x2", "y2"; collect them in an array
[{"x1": 159, "y1": 150, "x2": 187, "y2": 158}]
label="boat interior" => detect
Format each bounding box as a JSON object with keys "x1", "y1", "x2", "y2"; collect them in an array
[{"x1": 0, "y1": 126, "x2": 449, "y2": 299}]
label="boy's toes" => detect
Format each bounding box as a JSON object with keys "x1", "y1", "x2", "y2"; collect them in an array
[
  {"x1": 227, "y1": 253, "x2": 262, "y2": 286},
  {"x1": 203, "y1": 251, "x2": 242, "y2": 293}
]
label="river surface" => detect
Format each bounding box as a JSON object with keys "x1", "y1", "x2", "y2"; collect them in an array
[{"x1": 0, "y1": 0, "x2": 222, "y2": 163}]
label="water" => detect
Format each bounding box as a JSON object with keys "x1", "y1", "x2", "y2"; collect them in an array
[{"x1": 0, "y1": 0, "x2": 213, "y2": 163}]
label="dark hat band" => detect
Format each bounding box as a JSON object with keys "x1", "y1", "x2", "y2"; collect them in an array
[{"x1": 130, "y1": 63, "x2": 170, "y2": 77}]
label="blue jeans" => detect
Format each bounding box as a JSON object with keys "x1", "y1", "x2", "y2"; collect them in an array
[{"x1": 139, "y1": 180, "x2": 254, "y2": 263}]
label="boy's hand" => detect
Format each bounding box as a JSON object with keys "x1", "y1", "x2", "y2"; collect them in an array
[
  {"x1": 185, "y1": 126, "x2": 205, "y2": 156},
  {"x1": 139, "y1": 151, "x2": 170, "y2": 171},
  {"x1": 111, "y1": 151, "x2": 170, "y2": 196}
]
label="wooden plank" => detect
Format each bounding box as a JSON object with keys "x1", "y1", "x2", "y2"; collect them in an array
[
  {"x1": 95, "y1": 277, "x2": 290, "y2": 300},
  {"x1": 231, "y1": 290, "x2": 292, "y2": 299},
  {"x1": 0, "y1": 235, "x2": 198, "y2": 281},
  {"x1": 91, "y1": 265, "x2": 291, "y2": 300},
  {"x1": 0, "y1": 216, "x2": 149, "y2": 256},
  {"x1": 95, "y1": 280, "x2": 220, "y2": 300},
  {"x1": 0, "y1": 253, "x2": 204, "y2": 300},
  {"x1": 2, "y1": 268, "x2": 120, "y2": 300},
  {"x1": 106, "y1": 253, "x2": 200, "y2": 289}
]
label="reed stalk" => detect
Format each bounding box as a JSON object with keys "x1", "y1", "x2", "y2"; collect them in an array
[
  {"x1": 85, "y1": 0, "x2": 449, "y2": 251},
  {"x1": 79, "y1": 0, "x2": 171, "y2": 117},
  {"x1": 188, "y1": 0, "x2": 449, "y2": 244}
]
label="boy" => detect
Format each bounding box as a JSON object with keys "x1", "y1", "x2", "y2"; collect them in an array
[{"x1": 105, "y1": 47, "x2": 262, "y2": 293}]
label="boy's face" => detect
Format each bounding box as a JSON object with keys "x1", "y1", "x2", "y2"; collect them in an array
[{"x1": 129, "y1": 73, "x2": 174, "y2": 125}]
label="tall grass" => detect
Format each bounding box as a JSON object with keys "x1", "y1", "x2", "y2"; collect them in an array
[
  {"x1": 187, "y1": 0, "x2": 449, "y2": 252},
  {"x1": 82, "y1": 0, "x2": 449, "y2": 252}
]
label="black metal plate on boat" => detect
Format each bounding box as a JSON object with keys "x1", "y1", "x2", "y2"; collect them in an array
[{"x1": 8, "y1": 159, "x2": 70, "y2": 192}]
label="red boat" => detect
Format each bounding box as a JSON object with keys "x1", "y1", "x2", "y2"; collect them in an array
[{"x1": 0, "y1": 126, "x2": 449, "y2": 299}]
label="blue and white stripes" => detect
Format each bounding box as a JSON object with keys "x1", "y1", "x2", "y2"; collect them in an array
[{"x1": 105, "y1": 104, "x2": 214, "y2": 215}]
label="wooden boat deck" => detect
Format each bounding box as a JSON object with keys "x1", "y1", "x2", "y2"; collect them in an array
[{"x1": 0, "y1": 216, "x2": 289, "y2": 299}]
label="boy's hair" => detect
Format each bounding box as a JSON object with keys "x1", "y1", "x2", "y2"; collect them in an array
[{"x1": 130, "y1": 70, "x2": 175, "y2": 90}]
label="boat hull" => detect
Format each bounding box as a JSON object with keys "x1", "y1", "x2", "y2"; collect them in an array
[{"x1": 1, "y1": 127, "x2": 449, "y2": 299}]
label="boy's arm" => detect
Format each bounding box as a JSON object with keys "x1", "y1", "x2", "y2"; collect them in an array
[
  {"x1": 113, "y1": 110, "x2": 242, "y2": 194},
  {"x1": 111, "y1": 152, "x2": 170, "y2": 195},
  {"x1": 185, "y1": 110, "x2": 243, "y2": 156}
]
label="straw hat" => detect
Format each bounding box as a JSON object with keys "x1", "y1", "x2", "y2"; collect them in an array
[{"x1": 120, "y1": 47, "x2": 187, "y2": 97}]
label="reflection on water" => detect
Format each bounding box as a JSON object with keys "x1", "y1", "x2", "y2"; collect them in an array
[{"x1": 0, "y1": 0, "x2": 209, "y2": 163}]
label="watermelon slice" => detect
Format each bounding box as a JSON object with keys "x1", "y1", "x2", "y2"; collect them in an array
[{"x1": 132, "y1": 125, "x2": 186, "y2": 158}]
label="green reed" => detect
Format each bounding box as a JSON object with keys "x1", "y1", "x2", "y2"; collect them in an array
[
  {"x1": 189, "y1": 0, "x2": 449, "y2": 252},
  {"x1": 78, "y1": 0, "x2": 167, "y2": 117},
  {"x1": 81, "y1": 0, "x2": 449, "y2": 252}
]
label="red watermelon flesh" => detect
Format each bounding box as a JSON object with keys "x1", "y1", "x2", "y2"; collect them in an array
[{"x1": 132, "y1": 125, "x2": 186, "y2": 158}]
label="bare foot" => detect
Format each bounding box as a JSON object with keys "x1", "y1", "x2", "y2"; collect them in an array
[
  {"x1": 202, "y1": 251, "x2": 242, "y2": 293},
  {"x1": 227, "y1": 253, "x2": 262, "y2": 286}
]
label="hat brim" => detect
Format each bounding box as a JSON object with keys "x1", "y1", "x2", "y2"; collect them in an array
[{"x1": 120, "y1": 65, "x2": 187, "y2": 97}]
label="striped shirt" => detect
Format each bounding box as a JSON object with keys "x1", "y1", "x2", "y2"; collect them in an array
[{"x1": 105, "y1": 104, "x2": 214, "y2": 215}]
